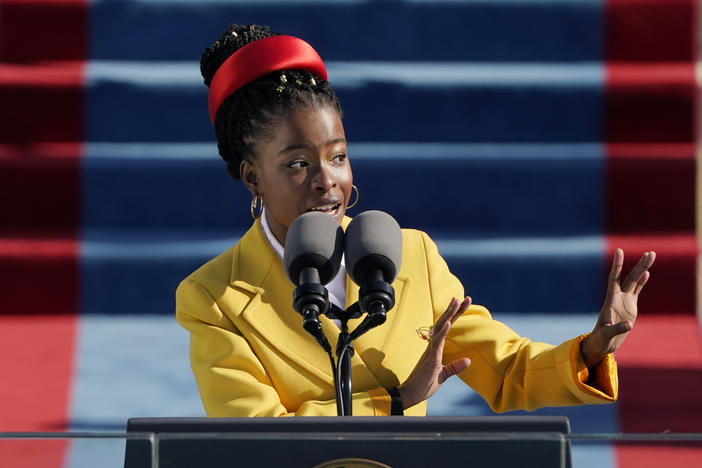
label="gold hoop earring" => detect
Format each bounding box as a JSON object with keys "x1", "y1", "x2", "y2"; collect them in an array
[
  {"x1": 346, "y1": 185, "x2": 359, "y2": 210},
  {"x1": 250, "y1": 195, "x2": 263, "y2": 219}
]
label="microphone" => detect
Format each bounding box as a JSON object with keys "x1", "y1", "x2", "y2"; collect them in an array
[
  {"x1": 344, "y1": 210, "x2": 402, "y2": 340},
  {"x1": 284, "y1": 211, "x2": 344, "y2": 352}
]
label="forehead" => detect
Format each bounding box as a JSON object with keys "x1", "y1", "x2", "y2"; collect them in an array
[{"x1": 268, "y1": 104, "x2": 345, "y2": 145}]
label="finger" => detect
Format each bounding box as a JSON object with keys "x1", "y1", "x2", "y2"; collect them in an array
[
  {"x1": 434, "y1": 298, "x2": 458, "y2": 333},
  {"x1": 622, "y1": 251, "x2": 655, "y2": 293},
  {"x1": 428, "y1": 321, "x2": 451, "y2": 364},
  {"x1": 607, "y1": 248, "x2": 624, "y2": 292},
  {"x1": 431, "y1": 321, "x2": 451, "y2": 347},
  {"x1": 633, "y1": 270, "x2": 650, "y2": 296},
  {"x1": 449, "y1": 296, "x2": 472, "y2": 325},
  {"x1": 438, "y1": 358, "x2": 471, "y2": 384}
]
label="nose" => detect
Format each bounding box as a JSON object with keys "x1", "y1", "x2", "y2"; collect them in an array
[{"x1": 311, "y1": 163, "x2": 336, "y2": 192}]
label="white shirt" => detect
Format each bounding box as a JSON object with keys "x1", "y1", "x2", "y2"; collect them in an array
[{"x1": 260, "y1": 208, "x2": 348, "y2": 314}]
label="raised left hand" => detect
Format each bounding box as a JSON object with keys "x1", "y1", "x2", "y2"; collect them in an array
[
  {"x1": 581, "y1": 248, "x2": 656, "y2": 367},
  {"x1": 397, "y1": 297, "x2": 472, "y2": 409}
]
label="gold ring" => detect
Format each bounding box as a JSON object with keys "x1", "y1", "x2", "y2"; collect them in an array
[{"x1": 416, "y1": 326, "x2": 433, "y2": 342}]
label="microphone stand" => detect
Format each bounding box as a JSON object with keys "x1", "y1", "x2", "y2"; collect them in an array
[
  {"x1": 326, "y1": 303, "x2": 362, "y2": 416},
  {"x1": 293, "y1": 282, "x2": 394, "y2": 416}
]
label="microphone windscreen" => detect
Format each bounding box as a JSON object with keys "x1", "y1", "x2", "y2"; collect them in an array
[
  {"x1": 345, "y1": 210, "x2": 402, "y2": 285},
  {"x1": 284, "y1": 211, "x2": 344, "y2": 285}
]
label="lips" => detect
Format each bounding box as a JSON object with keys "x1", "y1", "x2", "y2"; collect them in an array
[{"x1": 306, "y1": 203, "x2": 342, "y2": 217}]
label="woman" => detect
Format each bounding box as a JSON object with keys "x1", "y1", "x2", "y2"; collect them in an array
[{"x1": 176, "y1": 23, "x2": 656, "y2": 417}]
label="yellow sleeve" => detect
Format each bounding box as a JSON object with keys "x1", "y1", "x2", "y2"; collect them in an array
[
  {"x1": 418, "y1": 232, "x2": 618, "y2": 412},
  {"x1": 176, "y1": 277, "x2": 392, "y2": 417}
]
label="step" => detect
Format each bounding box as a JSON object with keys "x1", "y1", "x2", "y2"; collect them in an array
[
  {"x1": 83, "y1": 61, "x2": 693, "y2": 143},
  {"x1": 1, "y1": 232, "x2": 691, "y2": 316},
  {"x1": 83, "y1": 61, "x2": 605, "y2": 143},
  {"x1": 2, "y1": 142, "x2": 693, "y2": 235},
  {"x1": 89, "y1": 0, "x2": 695, "y2": 63},
  {"x1": 90, "y1": 0, "x2": 604, "y2": 62},
  {"x1": 3, "y1": 1, "x2": 694, "y2": 63},
  {"x1": 0, "y1": 143, "x2": 81, "y2": 232},
  {"x1": 69, "y1": 142, "x2": 702, "y2": 236},
  {"x1": 78, "y1": 232, "x2": 698, "y2": 316},
  {"x1": 79, "y1": 142, "x2": 606, "y2": 235},
  {"x1": 2, "y1": 61, "x2": 694, "y2": 144},
  {"x1": 0, "y1": 235, "x2": 79, "y2": 316}
]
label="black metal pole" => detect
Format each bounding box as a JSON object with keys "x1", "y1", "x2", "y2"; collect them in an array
[{"x1": 336, "y1": 324, "x2": 354, "y2": 416}]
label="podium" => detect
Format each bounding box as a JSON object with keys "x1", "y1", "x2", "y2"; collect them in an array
[{"x1": 124, "y1": 416, "x2": 572, "y2": 468}]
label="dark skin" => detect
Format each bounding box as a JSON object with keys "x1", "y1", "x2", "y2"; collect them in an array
[
  {"x1": 239, "y1": 102, "x2": 658, "y2": 410},
  {"x1": 240, "y1": 103, "x2": 353, "y2": 246}
]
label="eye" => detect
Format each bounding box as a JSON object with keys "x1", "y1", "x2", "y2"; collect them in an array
[
  {"x1": 287, "y1": 159, "x2": 309, "y2": 169},
  {"x1": 332, "y1": 153, "x2": 347, "y2": 163}
]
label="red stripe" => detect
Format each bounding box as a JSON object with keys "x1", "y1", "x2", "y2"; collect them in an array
[
  {"x1": 604, "y1": 64, "x2": 697, "y2": 143},
  {"x1": 0, "y1": 314, "x2": 78, "y2": 468},
  {"x1": 605, "y1": 0, "x2": 697, "y2": 62},
  {"x1": 0, "y1": 144, "x2": 81, "y2": 234},
  {"x1": 614, "y1": 315, "x2": 702, "y2": 466},
  {"x1": 605, "y1": 144, "x2": 695, "y2": 234},
  {"x1": 0, "y1": 238, "x2": 78, "y2": 468},
  {"x1": 605, "y1": 236, "x2": 697, "y2": 316},
  {"x1": 0, "y1": 0, "x2": 87, "y2": 62},
  {"x1": 0, "y1": 62, "x2": 85, "y2": 144},
  {"x1": 0, "y1": 2, "x2": 86, "y2": 467}
]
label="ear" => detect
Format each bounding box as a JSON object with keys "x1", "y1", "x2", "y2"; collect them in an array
[{"x1": 240, "y1": 160, "x2": 260, "y2": 196}]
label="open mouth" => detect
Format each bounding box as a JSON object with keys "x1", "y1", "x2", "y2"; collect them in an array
[{"x1": 306, "y1": 203, "x2": 342, "y2": 217}]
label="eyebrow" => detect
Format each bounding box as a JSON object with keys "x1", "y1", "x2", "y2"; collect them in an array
[{"x1": 277, "y1": 138, "x2": 346, "y2": 157}]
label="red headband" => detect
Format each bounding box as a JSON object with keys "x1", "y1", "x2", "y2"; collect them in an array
[{"x1": 208, "y1": 35, "x2": 328, "y2": 123}]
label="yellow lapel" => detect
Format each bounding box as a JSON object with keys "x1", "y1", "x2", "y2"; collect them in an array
[
  {"x1": 231, "y1": 217, "x2": 409, "y2": 389},
  {"x1": 232, "y1": 219, "x2": 334, "y2": 383}
]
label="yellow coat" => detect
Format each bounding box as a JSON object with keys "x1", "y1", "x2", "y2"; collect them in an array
[{"x1": 176, "y1": 217, "x2": 617, "y2": 417}]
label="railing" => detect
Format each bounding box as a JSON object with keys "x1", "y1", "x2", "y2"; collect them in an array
[{"x1": 1, "y1": 432, "x2": 702, "y2": 468}]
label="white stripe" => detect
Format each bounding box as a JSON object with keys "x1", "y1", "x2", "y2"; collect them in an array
[
  {"x1": 92, "y1": 0, "x2": 367, "y2": 4},
  {"x1": 80, "y1": 233, "x2": 603, "y2": 260},
  {"x1": 436, "y1": 236, "x2": 603, "y2": 258},
  {"x1": 87, "y1": 61, "x2": 603, "y2": 87},
  {"x1": 328, "y1": 62, "x2": 602, "y2": 87},
  {"x1": 407, "y1": 0, "x2": 598, "y2": 4},
  {"x1": 85, "y1": 142, "x2": 217, "y2": 160},
  {"x1": 348, "y1": 143, "x2": 602, "y2": 160},
  {"x1": 92, "y1": 0, "x2": 594, "y2": 4},
  {"x1": 81, "y1": 231, "x2": 240, "y2": 260},
  {"x1": 84, "y1": 142, "x2": 603, "y2": 162}
]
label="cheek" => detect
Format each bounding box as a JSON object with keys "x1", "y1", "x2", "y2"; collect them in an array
[
  {"x1": 262, "y1": 176, "x2": 307, "y2": 217},
  {"x1": 337, "y1": 166, "x2": 353, "y2": 194}
]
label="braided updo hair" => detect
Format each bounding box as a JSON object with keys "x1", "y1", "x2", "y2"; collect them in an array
[{"x1": 201, "y1": 24, "x2": 343, "y2": 180}]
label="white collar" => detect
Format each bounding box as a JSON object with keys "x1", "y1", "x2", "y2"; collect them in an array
[{"x1": 260, "y1": 208, "x2": 347, "y2": 313}]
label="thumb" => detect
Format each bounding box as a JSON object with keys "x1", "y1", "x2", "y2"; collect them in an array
[
  {"x1": 600, "y1": 320, "x2": 632, "y2": 342},
  {"x1": 438, "y1": 358, "x2": 471, "y2": 384}
]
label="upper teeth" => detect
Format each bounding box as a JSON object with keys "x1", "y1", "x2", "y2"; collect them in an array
[{"x1": 309, "y1": 204, "x2": 338, "y2": 213}]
